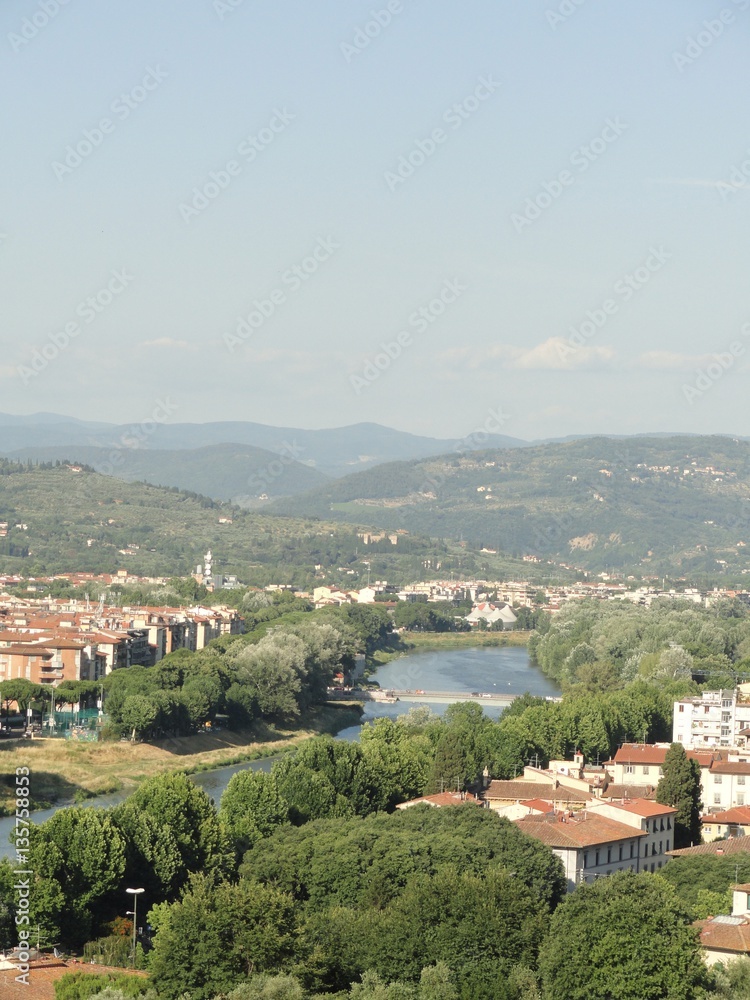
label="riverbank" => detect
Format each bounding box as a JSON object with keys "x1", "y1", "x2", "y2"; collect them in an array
[{"x1": 0, "y1": 703, "x2": 362, "y2": 817}]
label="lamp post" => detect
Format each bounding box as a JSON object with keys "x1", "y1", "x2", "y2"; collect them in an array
[{"x1": 125, "y1": 888, "x2": 145, "y2": 967}]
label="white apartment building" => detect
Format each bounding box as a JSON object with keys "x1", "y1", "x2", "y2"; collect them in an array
[
  {"x1": 673, "y1": 687, "x2": 750, "y2": 750},
  {"x1": 588, "y1": 799, "x2": 677, "y2": 873}
]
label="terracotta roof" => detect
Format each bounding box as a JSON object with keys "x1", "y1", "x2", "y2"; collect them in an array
[
  {"x1": 669, "y1": 836, "x2": 750, "y2": 857},
  {"x1": 698, "y1": 917, "x2": 750, "y2": 955},
  {"x1": 515, "y1": 813, "x2": 647, "y2": 850},
  {"x1": 520, "y1": 798, "x2": 556, "y2": 814},
  {"x1": 396, "y1": 791, "x2": 482, "y2": 809},
  {"x1": 601, "y1": 783, "x2": 657, "y2": 801},
  {"x1": 711, "y1": 762, "x2": 750, "y2": 775},
  {"x1": 613, "y1": 744, "x2": 713, "y2": 767},
  {"x1": 703, "y1": 808, "x2": 750, "y2": 826},
  {"x1": 484, "y1": 780, "x2": 592, "y2": 803},
  {"x1": 0, "y1": 957, "x2": 147, "y2": 1000},
  {"x1": 615, "y1": 799, "x2": 677, "y2": 818}
]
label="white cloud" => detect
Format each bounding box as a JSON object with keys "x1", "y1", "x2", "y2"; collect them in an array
[{"x1": 509, "y1": 337, "x2": 616, "y2": 371}]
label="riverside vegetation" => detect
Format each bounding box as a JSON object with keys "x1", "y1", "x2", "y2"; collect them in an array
[{"x1": 4, "y1": 599, "x2": 750, "y2": 997}]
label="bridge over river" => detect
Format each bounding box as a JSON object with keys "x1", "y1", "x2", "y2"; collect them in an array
[{"x1": 344, "y1": 688, "x2": 562, "y2": 708}]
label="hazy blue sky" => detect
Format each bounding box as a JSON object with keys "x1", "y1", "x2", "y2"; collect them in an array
[{"x1": 2, "y1": 0, "x2": 749, "y2": 442}]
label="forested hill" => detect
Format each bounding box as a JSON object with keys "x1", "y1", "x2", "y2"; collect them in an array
[
  {"x1": 0, "y1": 462, "x2": 546, "y2": 586},
  {"x1": 270, "y1": 435, "x2": 750, "y2": 579}
]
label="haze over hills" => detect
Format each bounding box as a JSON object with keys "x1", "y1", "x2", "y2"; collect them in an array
[
  {"x1": 270, "y1": 435, "x2": 750, "y2": 580},
  {"x1": 0, "y1": 412, "x2": 524, "y2": 480},
  {"x1": 2, "y1": 443, "x2": 329, "y2": 502}
]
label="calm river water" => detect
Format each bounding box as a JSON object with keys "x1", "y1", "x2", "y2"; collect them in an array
[{"x1": 0, "y1": 645, "x2": 557, "y2": 854}]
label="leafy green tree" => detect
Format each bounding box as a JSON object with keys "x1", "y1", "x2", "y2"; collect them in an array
[
  {"x1": 226, "y1": 977, "x2": 306, "y2": 1000},
  {"x1": 362, "y1": 867, "x2": 546, "y2": 999},
  {"x1": 219, "y1": 770, "x2": 290, "y2": 855},
  {"x1": 656, "y1": 743, "x2": 702, "y2": 849},
  {"x1": 120, "y1": 695, "x2": 159, "y2": 740},
  {"x1": 231, "y1": 633, "x2": 307, "y2": 716},
  {"x1": 54, "y1": 969, "x2": 155, "y2": 999},
  {"x1": 538, "y1": 871, "x2": 708, "y2": 1000},
  {"x1": 29, "y1": 807, "x2": 126, "y2": 947},
  {"x1": 148, "y1": 875, "x2": 298, "y2": 1000},
  {"x1": 125, "y1": 773, "x2": 232, "y2": 885},
  {"x1": 110, "y1": 805, "x2": 184, "y2": 903}
]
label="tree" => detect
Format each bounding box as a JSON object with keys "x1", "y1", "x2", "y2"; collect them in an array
[
  {"x1": 219, "y1": 771, "x2": 289, "y2": 855},
  {"x1": 28, "y1": 807, "x2": 126, "y2": 947},
  {"x1": 231, "y1": 633, "x2": 307, "y2": 717},
  {"x1": 538, "y1": 871, "x2": 709, "y2": 1000},
  {"x1": 120, "y1": 695, "x2": 158, "y2": 741},
  {"x1": 125, "y1": 773, "x2": 232, "y2": 885},
  {"x1": 656, "y1": 743, "x2": 702, "y2": 849},
  {"x1": 148, "y1": 875, "x2": 298, "y2": 1000}
]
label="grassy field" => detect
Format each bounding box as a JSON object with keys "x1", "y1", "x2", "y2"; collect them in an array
[{"x1": 0, "y1": 703, "x2": 362, "y2": 816}]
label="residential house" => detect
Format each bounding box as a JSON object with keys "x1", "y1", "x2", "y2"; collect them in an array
[
  {"x1": 514, "y1": 811, "x2": 647, "y2": 892},
  {"x1": 587, "y1": 799, "x2": 677, "y2": 873},
  {"x1": 702, "y1": 807, "x2": 750, "y2": 842},
  {"x1": 697, "y1": 885, "x2": 750, "y2": 965}
]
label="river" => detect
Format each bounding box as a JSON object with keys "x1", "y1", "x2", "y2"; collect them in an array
[{"x1": 0, "y1": 644, "x2": 557, "y2": 854}]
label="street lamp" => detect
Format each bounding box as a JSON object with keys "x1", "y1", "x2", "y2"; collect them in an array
[{"x1": 125, "y1": 888, "x2": 145, "y2": 967}]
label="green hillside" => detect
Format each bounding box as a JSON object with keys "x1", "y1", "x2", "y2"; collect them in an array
[
  {"x1": 5, "y1": 442, "x2": 328, "y2": 501},
  {"x1": 0, "y1": 462, "x2": 561, "y2": 587},
  {"x1": 271, "y1": 435, "x2": 750, "y2": 580}
]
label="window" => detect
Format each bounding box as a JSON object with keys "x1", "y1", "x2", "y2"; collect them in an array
[
  {"x1": 652, "y1": 843, "x2": 657, "y2": 856},
  {"x1": 722, "y1": 727, "x2": 731, "y2": 737},
  {"x1": 595, "y1": 850, "x2": 600, "y2": 866},
  {"x1": 660, "y1": 841, "x2": 663, "y2": 854},
  {"x1": 666, "y1": 840, "x2": 670, "y2": 852},
  {"x1": 643, "y1": 766, "x2": 650, "y2": 775},
  {"x1": 723, "y1": 712, "x2": 732, "y2": 723},
  {"x1": 739, "y1": 793, "x2": 745, "y2": 806},
  {"x1": 583, "y1": 852, "x2": 588, "y2": 869},
  {"x1": 619, "y1": 845, "x2": 623, "y2": 861},
  {"x1": 715, "y1": 775, "x2": 723, "y2": 784},
  {"x1": 658, "y1": 861, "x2": 662, "y2": 869},
  {"x1": 739, "y1": 776, "x2": 746, "y2": 786},
  {"x1": 625, "y1": 765, "x2": 635, "y2": 774},
  {"x1": 667, "y1": 817, "x2": 672, "y2": 830},
  {"x1": 714, "y1": 793, "x2": 722, "y2": 805},
  {"x1": 651, "y1": 863, "x2": 656, "y2": 873},
  {"x1": 723, "y1": 699, "x2": 733, "y2": 708},
  {"x1": 679, "y1": 705, "x2": 684, "y2": 713},
  {"x1": 660, "y1": 818, "x2": 664, "y2": 831},
  {"x1": 607, "y1": 848, "x2": 611, "y2": 863},
  {"x1": 630, "y1": 842, "x2": 634, "y2": 858}
]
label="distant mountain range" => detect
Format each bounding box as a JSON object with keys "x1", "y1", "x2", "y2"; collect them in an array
[{"x1": 0, "y1": 412, "x2": 524, "y2": 499}]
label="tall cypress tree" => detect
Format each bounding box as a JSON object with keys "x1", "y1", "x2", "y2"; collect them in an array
[{"x1": 656, "y1": 743, "x2": 702, "y2": 848}]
